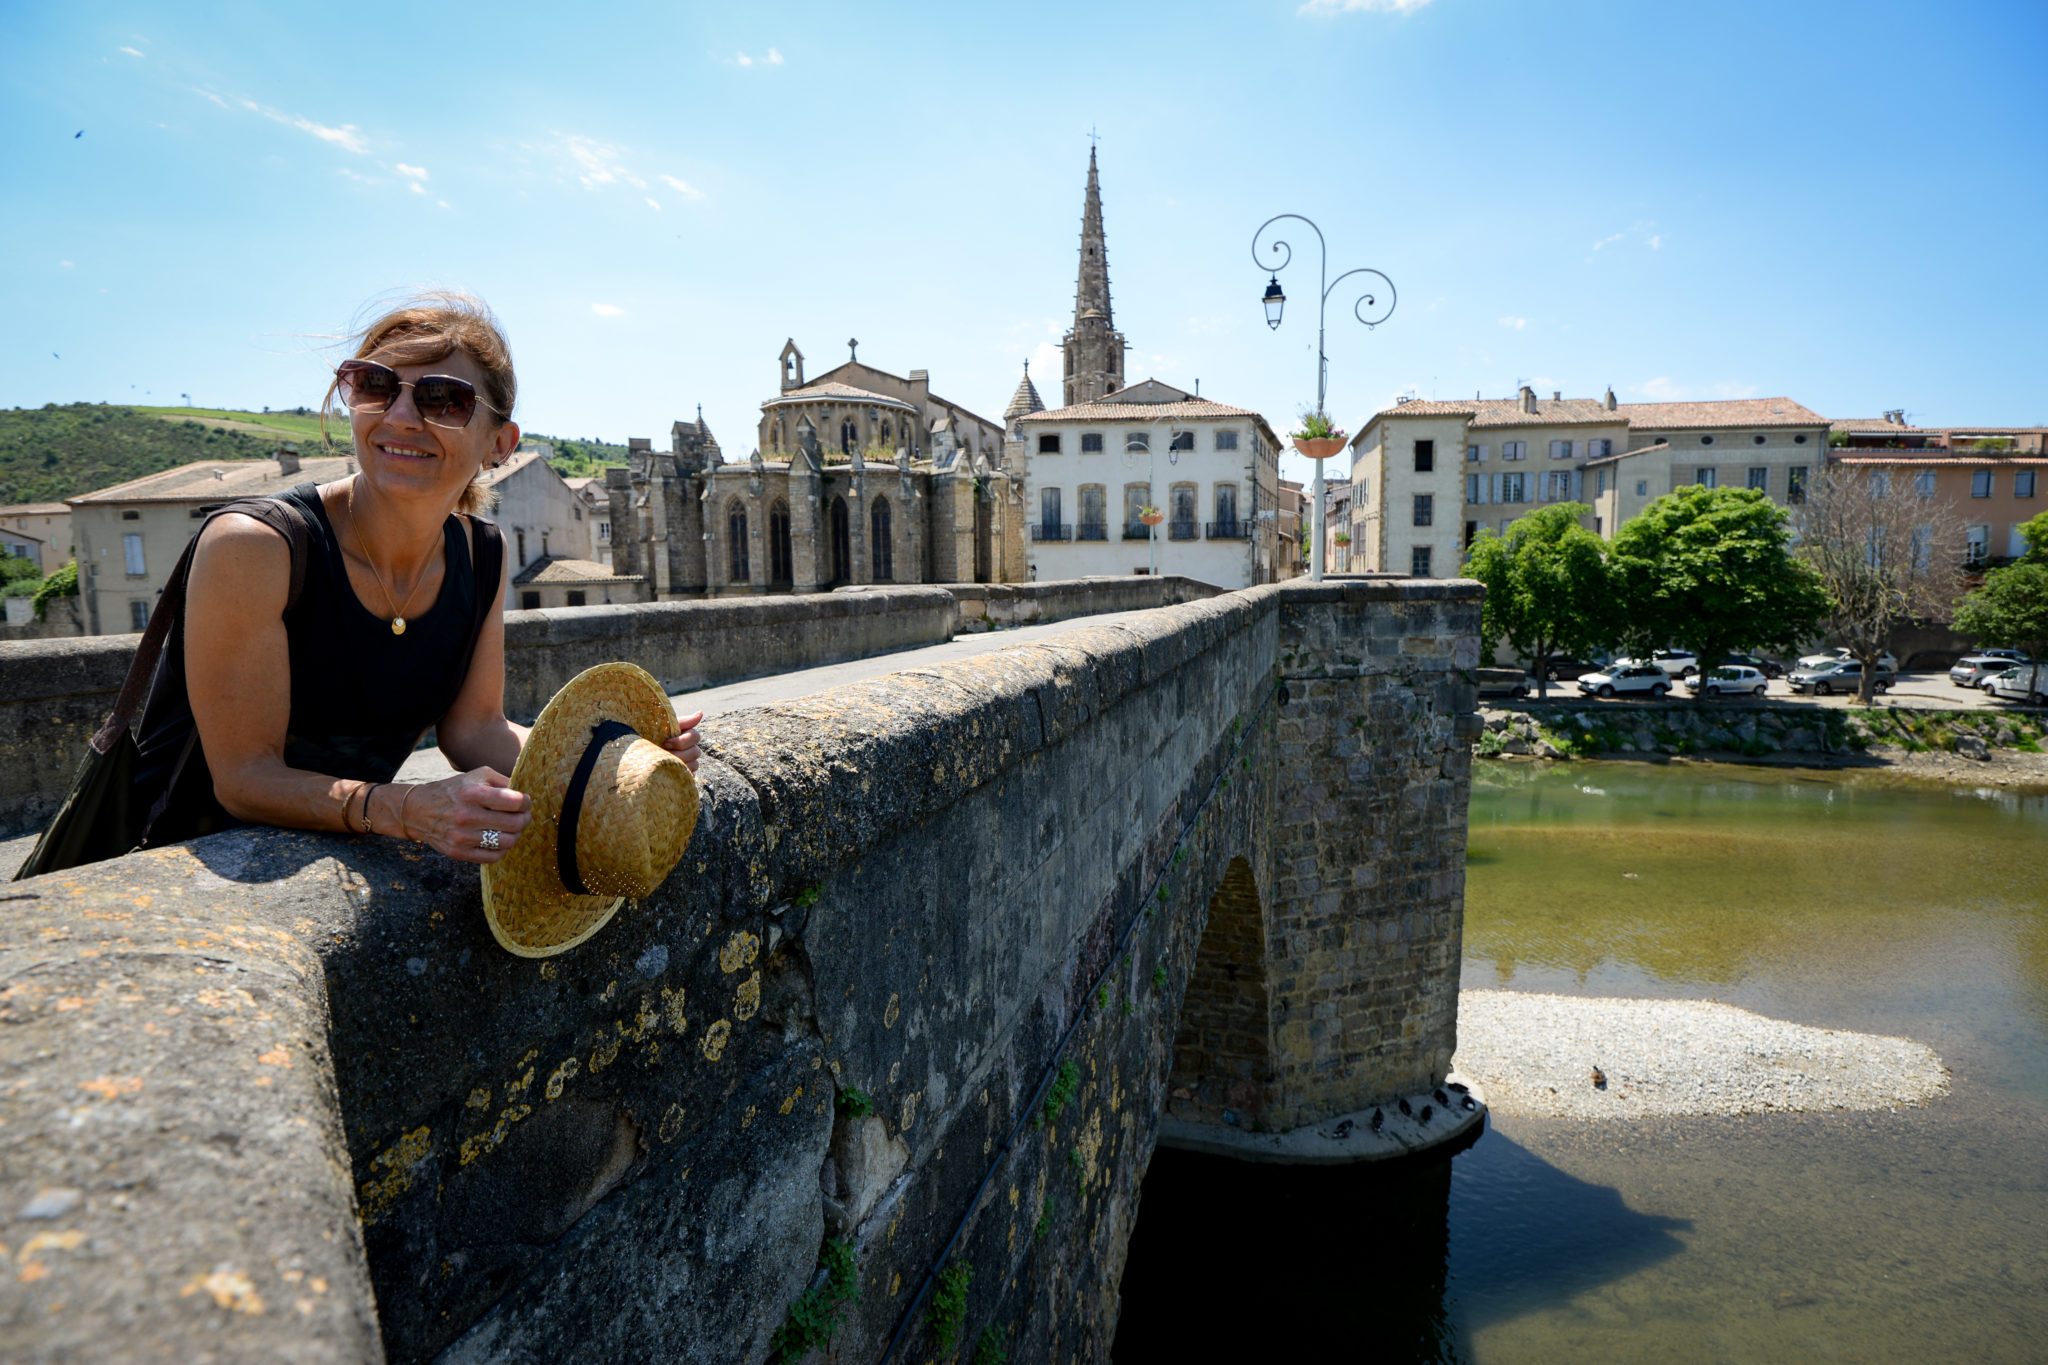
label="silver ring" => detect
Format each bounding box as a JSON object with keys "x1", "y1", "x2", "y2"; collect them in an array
[{"x1": 479, "y1": 829, "x2": 501, "y2": 851}]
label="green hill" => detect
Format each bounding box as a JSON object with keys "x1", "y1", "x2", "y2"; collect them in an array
[{"x1": 0, "y1": 403, "x2": 632, "y2": 506}]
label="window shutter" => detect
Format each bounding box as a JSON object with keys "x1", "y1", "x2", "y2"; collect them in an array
[
  {"x1": 1572, "y1": 469, "x2": 1583, "y2": 501},
  {"x1": 1477, "y1": 444, "x2": 1488, "y2": 463},
  {"x1": 1490, "y1": 473, "x2": 1502, "y2": 502}
]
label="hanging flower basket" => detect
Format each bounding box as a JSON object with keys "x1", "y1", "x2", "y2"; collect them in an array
[
  {"x1": 1333, "y1": 531, "x2": 1352, "y2": 546},
  {"x1": 1288, "y1": 410, "x2": 1349, "y2": 460},
  {"x1": 1137, "y1": 506, "x2": 1165, "y2": 527}
]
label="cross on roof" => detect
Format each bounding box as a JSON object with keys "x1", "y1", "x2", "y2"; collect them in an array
[{"x1": 848, "y1": 337, "x2": 858, "y2": 361}]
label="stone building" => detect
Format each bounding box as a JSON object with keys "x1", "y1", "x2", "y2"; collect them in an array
[
  {"x1": 0, "y1": 503, "x2": 72, "y2": 575},
  {"x1": 608, "y1": 351, "x2": 1024, "y2": 598},
  {"x1": 1062, "y1": 147, "x2": 1128, "y2": 406}
]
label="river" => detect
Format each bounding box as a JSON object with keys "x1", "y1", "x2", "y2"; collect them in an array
[{"x1": 1116, "y1": 760, "x2": 2048, "y2": 1362}]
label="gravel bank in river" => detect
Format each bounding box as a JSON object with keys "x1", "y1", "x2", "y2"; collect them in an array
[{"x1": 1454, "y1": 991, "x2": 1950, "y2": 1119}]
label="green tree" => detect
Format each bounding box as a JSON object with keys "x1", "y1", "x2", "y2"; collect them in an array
[
  {"x1": 2015, "y1": 508, "x2": 2048, "y2": 563},
  {"x1": 1463, "y1": 503, "x2": 1613, "y2": 698},
  {"x1": 1953, "y1": 561, "x2": 2048, "y2": 701},
  {"x1": 1611, "y1": 486, "x2": 1830, "y2": 698}
]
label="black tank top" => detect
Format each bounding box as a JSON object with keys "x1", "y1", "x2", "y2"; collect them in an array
[{"x1": 132, "y1": 482, "x2": 492, "y2": 846}]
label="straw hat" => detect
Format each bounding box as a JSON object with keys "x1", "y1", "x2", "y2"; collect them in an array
[{"x1": 482, "y1": 662, "x2": 699, "y2": 957}]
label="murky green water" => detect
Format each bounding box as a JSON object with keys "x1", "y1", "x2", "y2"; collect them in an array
[{"x1": 1119, "y1": 761, "x2": 2048, "y2": 1362}]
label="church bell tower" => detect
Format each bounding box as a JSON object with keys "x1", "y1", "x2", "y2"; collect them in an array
[{"x1": 1061, "y1": 147, "x2": 1128, "y2": 406}]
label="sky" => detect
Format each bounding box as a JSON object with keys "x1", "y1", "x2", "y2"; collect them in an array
[{"x1": 5, "y1": 0, "x2": 2046, "y2": 489}]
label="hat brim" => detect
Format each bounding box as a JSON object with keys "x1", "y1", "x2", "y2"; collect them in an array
[{"x1": 482, "y1": 661, "x2": 681, "y2": 957}]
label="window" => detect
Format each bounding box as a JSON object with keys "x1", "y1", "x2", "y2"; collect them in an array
[
  {"x1": 1081, "y1": 433, "x2": 1104, "y2": 453},
  {"x1": 1464, "y1": 520, "x2": 1478, "y2": 548},
  {"x1": 769, "y1": 500, "x2": 792, "y2": 585},
  {"x1": 1411, "y1": 545, "x2": 1432, "y2": 577},
  {"x1": 1357, "y1": 475, "x2": 1371, "y2": 503},
  {"x1": 1965, "y1": 525, "x2": 1991, "y2": 566},
  {"x1": 520, "y1": 591, "x2": 541, "y2": 610},
  {"x1": 1594, "y1": 517, "x2": 1603, "y2": 535},
  {"x1": 1468, "y1": 444, "x2": 1485, "y2": 463},
  {"x1": 122, "y1": 533, "x2": 145, "y2": 576},
  {"x1": 1414, "y1": 440, "x2": 1434, "y2": 472},
  {"x1": 566, "y1": 591, "x2": 587, "y2": 607},
  {"x1": 1870, "y1": 470, "x2": 1891, "y2": 497},
  {"x1": 1549, "y1": 440, "x2": 1572, "y2": 460},
  {"x1": 1040, "y1": 487, "x2": 1062, "y2": 535},
  {"x1": 1466, "y1": 473, "x2": 1482, "y2": 503},
  {"x1": 1696, "y1": 467, "x2": 1719, "y2": 489},
  {"x1": 727, "y1": 504, "x2": 749, "y2": 583},
  {"x1": 1501, "y1": 472, "x2": 1527, "y2": 504},
  {"x1": 573, "y1": 507, "x2": 583, "y2": 521},
  {"x1": 1636, "y1": 480, "x2": 1649, "y2": 497},
  {"x1": 1214, "y1": 483, "x2": 1238, "y2": 532},
  {"x1": 1170, "y1": 484, "x2": 1198, "y2": 538},
  {"x1": 1169, "y1": 431, "x2": 1195, "y2": 452},
  {"x1": 121, "y1": 510, "x2": 139, "y2": 521},
  {"x1": 1038, "y1": 434, "x2": 1061, "y2": 454},
  {"x1": 1586, "y1": 439, "x2": 1612, "y2": 458},
  {"x1": 540, "y1": 531, "x2": 550, "y2": 558},
  {"x1": 1414, "y1": 494, "x2": 1434, "y2": 527},
  {"x1": 598, "y1": 521, "x2": 612, "y2": 545},
  {"x1": 1748, "y1": 467, "x2": 1769, "y2": 490},
  {"x1": 1910, "y1": 469, "x2": 1935, "y2": 497},
  {"x1": 1795, "y1": 434, "x2": 1809, "y2": 444},
  {"x1": 2017, "y1": 470, "x2": 2037, "y2": 498},
  {"x1": 1215, "y1": 429, "x2": 1239, "y2": 451},
  {"x1": 871, "y1": 497, "x2": 894, "y2": 580},
  {"x1": 1546, "y1": 470, "x2": 1573, "y2": 501},
  {"x1": 1501, "y1": 441, "x2": 1526, "y2": 461},
  {"x1": 1078, "y1": 485, "x2": 1107, "y2": 538},
  {"x1": 1972, "y1": 469, "x2": 1994, "y2": 498},
  {"x1": 1124, "y1": 484, "x2": 1152, "y2": 535},
  {"x1": 1700, "y1": 435, "x2": 1716, "y2": 446},
  {"x1": 1787, "y1": 466, "x2": 1809, "y2": 503},
  {"x1": 129, "y1": 600, "x2": 150, "y2": 631},
  {"x1": 1753, "y1": 434, "x2": 1767, "y2": 445},
  {"x1": 829, "y1": 496, "x2": 851, "y2": 583},
  {"x1": 516, "y1": 529, "x2": 527, "y2": 564},
  {"x1": 1126, "y1": 432, "x2": 1150, "y2": 453}
]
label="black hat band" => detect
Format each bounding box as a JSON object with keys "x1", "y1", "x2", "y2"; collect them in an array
[{"x1": 557, "y1": 719, "x2": 638, "y2": 896}]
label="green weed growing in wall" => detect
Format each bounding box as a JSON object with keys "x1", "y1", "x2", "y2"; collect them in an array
[
  {"x1": 768, "y1": 1238, "x2": 860, "y2": 1362},
  {"x1": 793, "y1": 884, "x2": 823, "y2": 909},
  {"x1": 835, "y1": 1086, "x2": 874, "y2": 1119},
  {"x1": 927, "y1": 1263, "x2": 972, "y2": 1354},
  {"x1": 1151, "y1": 965, "x2": 1167, "y2": 991},
  {"x1": 972, "y1": 1325, "x2": 1009, "y2": 1364},
  {"x1": 1033, "y1": 1192, "x2": 1056, "y2": 1244},
  {"x1": 1035, "y1": 1061, "x2": 1079, "y2": 1130}
]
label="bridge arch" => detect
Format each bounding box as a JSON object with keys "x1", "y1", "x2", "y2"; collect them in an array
[{"x1": 1169, "y1": 855, "x2": 1276, "y2": 1128}]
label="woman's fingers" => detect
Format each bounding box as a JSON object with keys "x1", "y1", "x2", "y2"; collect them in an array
[{"x1": 667, "y1": 712, "x2": 704, "y2": 772}]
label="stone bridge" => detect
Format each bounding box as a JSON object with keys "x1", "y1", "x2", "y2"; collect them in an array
[{"x1": 0, "y1": 578, "x2": 1482, "y2": 1363}]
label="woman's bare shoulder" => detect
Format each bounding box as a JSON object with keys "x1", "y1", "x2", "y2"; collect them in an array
[{"x1": 195, "y1": 510, "x2": 297, "y2": 558}]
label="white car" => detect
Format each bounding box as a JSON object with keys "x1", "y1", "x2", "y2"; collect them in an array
[
  {"x1": 1684, "y1": 665, "x2": 1769, "y2": 699},
  {"x1": 1953, "y1": 655, "x2": 2030, "y2": 687},
  {"x1": 1578, "y1": 663, "x2": 1674, "y2": 699},
  {"x1": 1798, "y1": 646, "x2": 1898, "y2": 673},
  {"x1": 1613, "y1": 651, "x2": 1699, "y2": 679},
  {"x1": 1982, "y1": 665, "x2": 2048, "y2": 705}
]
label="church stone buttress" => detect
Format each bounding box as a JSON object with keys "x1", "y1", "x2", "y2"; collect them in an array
[{"x1": 1062, "y1": 147, "x2": 1127, "y2": 406}]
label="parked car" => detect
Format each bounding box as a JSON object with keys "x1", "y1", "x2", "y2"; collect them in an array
[
  {"x1": 1721, "y1": 653, "x2": 1786, "y2": 679},
  {"x1": 1788, "y1": 659, "x2": 1894, "y2": 695},
  {"x1": 1952, "y1": 654, "x2": 2031, "y2": 688},
  {"x1": 1531, "y1": 655, "x2": 1603, "y2": 683},
  {"x1": 1978, "y1": 648, "x2": 2032, "y2": 664},
  {"x1": 1982, "y1": 665, "x2": 2048, "y2": 705},
  {"x1": 1474, "y1": 667, "x2": 1532, "y2": 700},
  {"x1": 1649, "y1": 649, "x2": 1700, "y2": 678},
  {"x1": 1578, "y1": 663, "x2": 1674, "y2": 699},
  {"x1": 1797, "y1": 646, "x2": 1899, "y2": 673},
  {"x1": 1685, "y1": 665, "x2": 1770, "y2": 699}
]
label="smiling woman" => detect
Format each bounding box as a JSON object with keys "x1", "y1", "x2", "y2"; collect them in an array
[{"x1": 118, "y1": 292, "x2": 702, "y2": 866}]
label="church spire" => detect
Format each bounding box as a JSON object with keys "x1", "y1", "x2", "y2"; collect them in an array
[{"x1": 1062, "y1": 146, "x2": 1128, "y2": 406}]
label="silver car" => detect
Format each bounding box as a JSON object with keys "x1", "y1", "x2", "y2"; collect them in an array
[
  {"x1": 1952, "y1": 655, "x2": 2029, "y2": 688},
  {"x1": 1789, "y1": 659, "x2": 1893, "y2": 695},
  {"x1": 1578, "y1": 663, "x2": 1674, "y2": 699},
  {"x1": 1685, "y1": 665, "x2": 1769, "y2": 699}
]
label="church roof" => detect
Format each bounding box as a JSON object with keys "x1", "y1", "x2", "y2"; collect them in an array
[
  {"x1": 1004, "y1": 366, "x2": 1046, "y2": 420},
  {"x1": 761, "y1": 381, "x2": 917, "y2": 412}
]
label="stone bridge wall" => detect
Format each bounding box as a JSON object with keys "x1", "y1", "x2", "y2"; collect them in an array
[{"x1": 0, "y1": 579, "x2": 1480, "y2": 1364}]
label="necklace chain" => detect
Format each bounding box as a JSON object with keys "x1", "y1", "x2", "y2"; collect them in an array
[{"x1": 343, "y1": 479, "x2": 434, "y2": 636}]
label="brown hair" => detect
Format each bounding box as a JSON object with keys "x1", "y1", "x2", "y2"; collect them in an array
[{"x1": 322, "y1": 291, "x2": 516, "y2": 516}]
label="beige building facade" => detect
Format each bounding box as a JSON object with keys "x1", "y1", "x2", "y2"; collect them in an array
[
  {"x1": 1586, "y1": 398, "x2": 1830, "y2": 535},
  {"x1": 0, "y1": 504, "x2": 72, "y2": 575}
]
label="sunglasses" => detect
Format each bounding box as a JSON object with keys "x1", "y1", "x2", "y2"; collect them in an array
[{"x1": 335, "y1": 359, "x2": 505, "y2": 430}]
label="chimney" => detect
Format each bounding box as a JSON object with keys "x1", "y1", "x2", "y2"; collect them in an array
[
  {"x1": 275, "y1": 442, "x2": 300, "y2": 476},
  {"x1": 1520, "y1": 385, "x2": 1537, "y2": 415},
  {"x1": 1604, "y1": 386, "x2": 1617, "y2": 411},
  {"x1": 1552, "y1": 390, "x2": 1562, "y2": 402}
]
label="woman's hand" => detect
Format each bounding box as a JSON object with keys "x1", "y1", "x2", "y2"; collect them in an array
[
  {"x1": 398, "y1": 768, "x2": 532, "y2": 864},
  {"x1": 665, "y1": 710, "x2": 703, "y2": 773}
]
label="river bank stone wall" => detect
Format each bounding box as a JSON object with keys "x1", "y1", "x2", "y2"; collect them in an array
[
  {"x1": 1479, "y1": 699, "x2": 2047, "y2": 763},
  {"x1": 0, "y1": 579, "x2": 1480, "y2": 1364}
]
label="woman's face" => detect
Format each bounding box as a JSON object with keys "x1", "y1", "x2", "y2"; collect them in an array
[{"x1": 349, "y1": 346, "x2": 520, "y2": 505}]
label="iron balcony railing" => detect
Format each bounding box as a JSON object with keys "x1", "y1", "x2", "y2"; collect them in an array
[
  {"x1": 1076, "y1": 523, "x2": 1109, "y2": 541},
  {"x1": 1123, "y1": 522, "x2": 1152, "y2": 541},
  {"x1": 1206, "y1": 521, "x2": 1250, "y2": 540},
  {"x1": 1168, "y1": 520, "x2": 1199, "y2": 541},
  {"x1": 1031, "y1": 523, "x2": 1073, "y2": 542}
]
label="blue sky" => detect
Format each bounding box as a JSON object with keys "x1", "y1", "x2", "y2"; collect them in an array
[{"x1": 5, "y1": 0, "x2": 2045, "y2": 487}]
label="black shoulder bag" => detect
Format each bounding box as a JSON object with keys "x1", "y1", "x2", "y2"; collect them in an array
[{"x1": 13, "y1": 497, "x2": 312, "y2": 880}]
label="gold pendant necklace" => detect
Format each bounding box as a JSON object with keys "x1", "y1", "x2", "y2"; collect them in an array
[{"x1": 344, "y1": 481, "x2": 431, "y2": 636}]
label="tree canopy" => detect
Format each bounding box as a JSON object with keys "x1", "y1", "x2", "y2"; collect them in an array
[
  {"x1": 1611, "y1": 486, "x2": 1829, "y2": 683},
  {"x1": 1954, "y1": 561, "x2": 2048, "y2": 700},
  {"x1": 1463, "y1": 502, "x2": 1610, "y2": 697}
]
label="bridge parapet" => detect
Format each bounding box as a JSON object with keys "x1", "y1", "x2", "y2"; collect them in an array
[{"x1": 0, "y1": 579, "x2": 1480, "y2": 1363}]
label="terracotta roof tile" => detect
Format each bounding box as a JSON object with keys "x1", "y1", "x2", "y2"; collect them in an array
[
  {"x1": 1616, "y1": 397, "x2": 1827, "y2": 428},
  {"x1": 511, "y1": 556, "x2": 644, "y2": 585},
  {"x1": 67, "y1": 456, "x2": 355, "y2": 504},
  {"x1": 1018, "y1": 397, "x2": 1264, "y2": 423}
]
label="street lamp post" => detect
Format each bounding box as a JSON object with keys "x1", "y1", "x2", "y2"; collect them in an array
[{"x1": 1253, "y1": 215, "x2": 1395, "y2": 582}]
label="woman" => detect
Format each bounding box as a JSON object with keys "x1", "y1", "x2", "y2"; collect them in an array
[{"x1": 132, "y1": 293, "x2": 700, "y2": 863}]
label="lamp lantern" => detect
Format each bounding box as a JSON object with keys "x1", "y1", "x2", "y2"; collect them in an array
[{"x1": 1262, "y1": 276, "x2": 1286, "y2": 330}]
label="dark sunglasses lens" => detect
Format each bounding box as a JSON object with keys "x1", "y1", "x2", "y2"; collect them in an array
[
  {"x1": 414, "y1": 377, "x2": 479, "y2": 427},
  {"x1": 339, "y1": 361, "x2": 400, "y2": 410}
]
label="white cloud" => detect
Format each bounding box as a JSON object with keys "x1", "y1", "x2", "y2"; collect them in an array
[
  {"x1": 731, "y1": 47, "x2": 785, "y2": 67},
  {"x1": 337, "y1": 167, "x2": 380, "y2": 184},
  {"x1": 60, "y1": 260, "x2": 74, "y2": 268},
  {"x1": 119, "y1": 46, "x2": 144, "y2": 58},
  {"x1": 437, "y1": 199, "x2": 450, "y2": 209},
  {"x1": 1299, "y1": 0, "x2": 1436, "y2": 13},
  {"x1": 544, "y1": 135, "x2": 703, "y2": 203},
  {"x1": 196, "y1": 89, "x2": 228, "y2": 107},
  {"x1": 1592, "y1": 232, "x2": 1624, "y2": 251},
  {"x1": 1637, "y1": 377, "x2": 1682, "y2": 399},
  {"x1": 658, "y1": 173, "x2": 703, "y2": 200},
  {"x1": 210, "y1": 92, "x2": 371, "y2": 154},
  {"x1": 591, "y1": 303, "x2": 625, "y2": 317},
  {"x1": 1498, "y1": 316, "x2": 1527, "y2": 330},
  {"x1": 1028, "y1": 342, "x2": 1063, "y2": 390},
  {"x1": 646, "y1": 197, "x2": 661, "y2": 211},
  {"x1": 394, "y1": 163, "x2": 428, "y2": 181},
  {"x1": 1647, "y1": 234, "x2": 1665, "y2": 250}
]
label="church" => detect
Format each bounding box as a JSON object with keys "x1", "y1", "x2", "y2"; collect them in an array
[{"x1": 606, "y1": 347, "x2": 1026, "y2": 597}]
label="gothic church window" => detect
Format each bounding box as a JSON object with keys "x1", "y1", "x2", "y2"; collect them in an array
[
  {"x1": 769, "y1": 500, "x2": 793, "y2": 585},
  {"x1": 728, "y1": 503, "x2": 750, "y2": 583},
  {"x1": 871, "y1": 497, "x2": 894, "y2": 581},
  {"x1": 829, "y1": 496, "x2": 851, "y2": 583}
]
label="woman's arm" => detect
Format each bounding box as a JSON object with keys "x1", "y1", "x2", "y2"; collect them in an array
[{"x1": 183, "y1": 514, "x2": 529, "y2": 863}]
